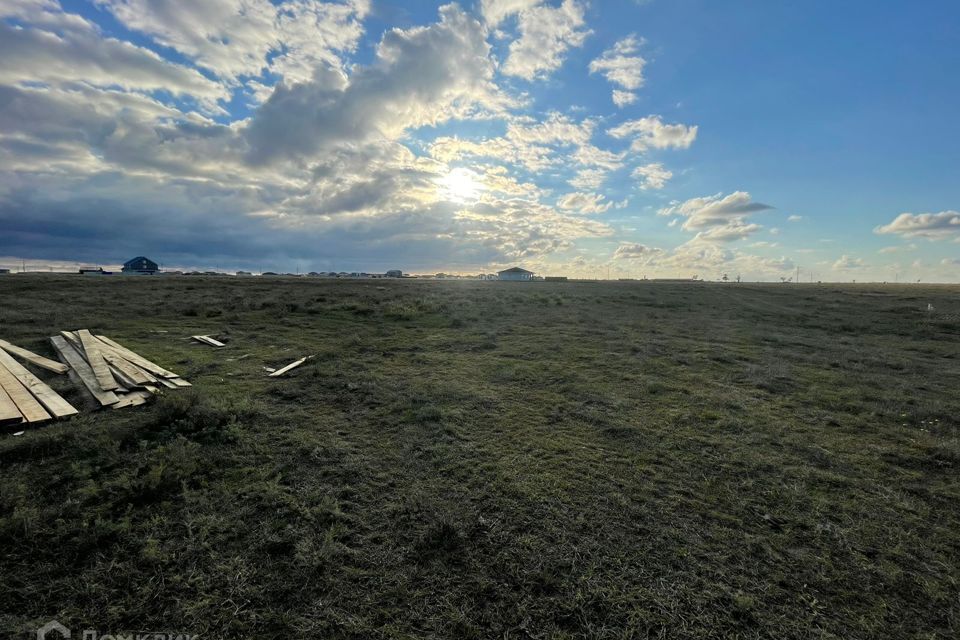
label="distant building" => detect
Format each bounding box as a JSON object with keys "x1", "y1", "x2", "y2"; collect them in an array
[
  {"x1": 122, "y1": 256, "x2": 159, "y2": 275},
  {"x1": 236, "y1": 271, "x2": 253, "y2": 276},
  {"x1": 385, "y1": 269, "x2": 403, "y2": 278},
  {"x1": 0, "y1": 268, "x2": 10, "y2": 274},
  {"x1": 545, "y1": 276, "x2": 568, "y2": 282},
  {"x1": 497, "y1": 267, "x2": 534, "y2": 281},
  {"x1": 79, "y1": 267, "x2": 105, "y2": 275}
]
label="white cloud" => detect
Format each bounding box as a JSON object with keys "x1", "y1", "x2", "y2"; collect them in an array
[
  {"x1": 787, "y1": 214, "x2": 804, "y2": 222},
  {"x1": 632, "y1": 162, "x2": 672, "y2": 189},
  {"x1": 480, "y1": 0, "x2": 540, "y2": 27},
  {"x1": 658, "y1": 191, "x2": 773, "y2": 232},
  {"x1": 833, "y1": 255, "x2": 867, "y2": 270},
  {"x1": 556, "y1": 191, "x2": 612, "y2": 214},
  {"x1": 246, "y1": 5, "x2": 512, "y2": 163},
  {"x1": 878, "y1": 243, "x2": 917, "y2": 254},
  {"x1": 608, "y1": 115, "x2": 698, "y2": 152},
  {"x1": 611, "y1": 90, "x2": 637, "y2": 107},
  {"x1": 589, "y1": 34, "x2": 646, "y2": 107},
  {"x1": 569, "y1": 168, "x2": 607, "y2": 190},
  {"x1": 0, "y1": 16, "x2": 227, "y2": 107},
  {"x1": 93, "y1": 0, "x2": 369, "y2": 84},
  {"x1": 874, "y1": 211, "x2": 960, "y2": 240},
  {"x1": 501, "y1": 0, "x2": 591, "y2": 80},
  {"x1": 613, "y1": 242, "x2": 663, "y2": 260}
]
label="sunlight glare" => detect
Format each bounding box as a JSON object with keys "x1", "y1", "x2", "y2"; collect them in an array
[{"x1": 437, "y1": 167, "x2": 483, "y2": 203}]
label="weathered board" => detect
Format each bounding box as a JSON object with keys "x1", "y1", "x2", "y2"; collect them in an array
[
  {"x1": 192, "y1": 335, "x2": 226, "y2": 347},
  {"x1": 268, "y1": 355, "x2": 314, "y2": 377},
  {"x1": 0, "y1": 348, "x2": 78, "y2": 419},
  {"x1": 77, "y1": 330, "x2": 119, "y2": 391},
  {"x1": 50, "y1": 336, "x2": 120, "y2": 407},
  {"x1": 0, "y1": 361, "x2": 51, "y2": 423},
  {"x1": 94, "y1": 335, "x2": 180, "y2": 379},
  {"x1": 0, "y1": 339, "x2": 70, "y2": 374},
  {"x1": 102, "y1": 350, "x2": 155, "y2": 385},
  {"x1": 0, "y1": 384, "x2": 24, "y2": 426}
]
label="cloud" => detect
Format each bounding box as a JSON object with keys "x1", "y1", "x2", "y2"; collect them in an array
[
  {"x1": 878, "y1": 243, "x2": 917, "y2": 254},
  {"x1": 556, "y1": 191, "x2": 612, "y2": 214},
  {"x1": 874, "y1": 211, "x2": 960, "y2": 240},
  {"x1": 589, "y1": 34, "x2": 646, "y2": 106},
  {"x1": 428, "y1": 113, "x2": 617, "y2": 173},
  {"x1": 480, "y1": 0, "x2": 540, "y2": 26},
  {"x1": 501, "y1": 0, "x2": 591, "y2": 80},
  {"x1": 787, "y1": 214, "x2": 803, "y2": 222},
  {"x1": 833, "y1": 255, "x2": 867, "y2": 270},
  {"x1": 93, "y1": 0, "x2": 369, "y2": 84},
  {"x1": 689, "y1": 221, "x2": 762, "y2": 243},
  {"x1": 658, "y1": 191, "x2": 773, "y2": 238},
  {"x1": 608, "y1": 115, "x2": 698, "y2": 152},
  {"x1": 613, "y1": 242, "x2": 663, "y2": 260},
  {"x1": 632, "y1": 162, "x2": 672, "y2": 189},
  {"x1": 568, "y1": 168, "x2": 607, "y2": 190},
  {"x1": 611, "y1": 90, "x2": 637, "y2": 107},
  {"x1": 0, "y1": 15, "x2": 227, "y2": 107},
  {"x1": 246, "y1": 4, "x2": 510, "y2": 164}
]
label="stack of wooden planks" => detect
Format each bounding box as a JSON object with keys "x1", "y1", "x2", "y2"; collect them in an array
[
  {"x1": 0, "y1": 339, "x2": 78, "y2": 427},
  {"x1": 50, "y1": 331, "x2": 191, "y2": 410}
]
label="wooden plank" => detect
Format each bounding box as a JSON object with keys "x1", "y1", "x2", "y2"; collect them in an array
[
  {"x1": 0, "y1": 384, "x2": 24, "y2": 426},
  {"x1": 102, "y1": 350, "x2": 155, "y2": 385},
  {"x1": 112, "y1": 390, "x2": 151, "y2": 409},
  {"x1": 0, "y1": 339, "x2": 69, "y2": 374},
  {"x1": 50, "y1": 336, "x2": 119, "y2": 406},
  {"x1": 0, "y1": 348, "x2": 78, "y2": 419},
  {"x1": 168, "y1": 378, "x2": 192, "y2": 388},
  {"x1": 192, "y1": 335, "x2": 226, "y2": 347},
  {"x1": 0, "y1": 361, "x2": 50, "y2": 423},
  {"x1": 77, "y1": 330, "x2": 119, "y2": 391},
  {"x1": 92, "y1": 340, "x2": 160, "y2": 385},
  {"x1": 268, "y1": 355, "x2": 313, "y2": 378},
  {"x1": 94, "y1": 335, "x2": 180, "y2": 379}
]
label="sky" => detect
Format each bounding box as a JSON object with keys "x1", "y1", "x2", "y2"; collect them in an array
[{"x1": 1, "y1": 0, "x2": 959, "y2": 280}]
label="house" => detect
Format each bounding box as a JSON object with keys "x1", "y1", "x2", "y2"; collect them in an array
[
  {"x1": 497, "y1": 267, "x2": 534, "y2": 281},
  {"x1": 0, "y1": 268, "x2": 10, "y2": 274},
  {"x1": 121, "y1": 256, "x2": 159, "y2": 275}
]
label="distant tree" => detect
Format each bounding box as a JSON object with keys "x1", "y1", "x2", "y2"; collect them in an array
[{"x1": 721, "y1": 273, "x2": 729, "y2": 282}]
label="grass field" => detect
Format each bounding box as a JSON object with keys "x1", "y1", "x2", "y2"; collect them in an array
[{"x1": 1, "y1": 275, "x2": 958, "y2": 639}]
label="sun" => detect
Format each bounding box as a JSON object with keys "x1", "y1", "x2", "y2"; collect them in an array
[{"x1": 437, "y1": 167, "x2": 484, "y2": 203}]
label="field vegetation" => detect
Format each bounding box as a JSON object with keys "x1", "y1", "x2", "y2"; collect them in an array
[{"x1": 1, "y1": 275, "x2": 958, "y2": 638}]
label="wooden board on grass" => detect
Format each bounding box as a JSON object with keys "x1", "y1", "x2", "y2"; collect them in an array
[
  {"x1": 268, "y1": 355, "x2": 314, "y2": 378},
  {"x1": 0, "y1": 348, "x2": 78, "y2": 419},
  {"x1": 50, "y1": 336, "x2": 119, "y2": 407},
  {"x1": 0, "y1": 384, "x2": 24, "y2": 426},
  {"x1": 192, "y1": 335, "x2": 226, "y2": 347},
  {"x1": 0, "y1": 361, "x2": 50, "y2": 423},
  {"x1": 77, "y1": 330, "x2": 119, "y2": 391},
  {"x1": 0, "y1": 339, "x2": 69, "y2": 374},
  {"x1": 94, "y1": 335, "x2": 180, "y2": 379}
]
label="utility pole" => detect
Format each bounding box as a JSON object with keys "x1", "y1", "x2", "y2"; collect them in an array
[{"x1": 795, "y1": 265, "x2": 800, "y2": 284}]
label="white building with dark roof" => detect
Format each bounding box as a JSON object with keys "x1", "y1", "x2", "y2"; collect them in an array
[{"x1": 497, "y1": 267, "x2": 534, "y2": 281}]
